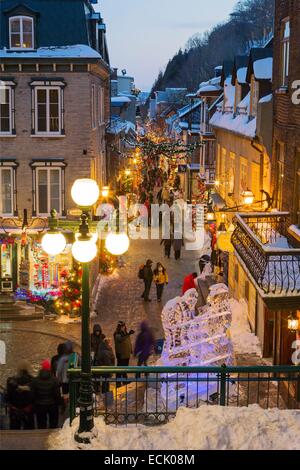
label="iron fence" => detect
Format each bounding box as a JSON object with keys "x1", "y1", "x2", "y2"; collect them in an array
[{"x1": 69, "y1": 365, "x2": 300, "y2": 426}]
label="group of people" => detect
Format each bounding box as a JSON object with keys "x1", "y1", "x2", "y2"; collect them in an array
[
  {"x1": 5, "y1": 341, "x2": 79, "y2": 430},
  {"x1": 4, "y1": 320, "x2": 157, "y2": 430},
  {"x1": 91, "y1": 321, "x2": 156, "y2": 387},
  {"x1": 139, "y1": 260, "x2": 169, "y2": 302}
]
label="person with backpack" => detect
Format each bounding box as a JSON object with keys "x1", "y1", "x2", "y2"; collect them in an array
[
  {"x1": 140, "y1": 259, "x2": 153, "y2": 302},
  {"x1": 153, "y1": 262, "x2": 169, "y2": 302},
  {"x1": 6, "y1": 360, "x2": 34, "y2": 430},
  {"x1": 32, "y1": 360, "x2": 63, "y2": 429},
  {"x1": 56, "y1": 341, "x2": 80, "y2": 395}
]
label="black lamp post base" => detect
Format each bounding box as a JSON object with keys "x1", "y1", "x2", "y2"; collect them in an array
[{"x1": 74, "y1": 427, "x2": 97, "y2": 445}]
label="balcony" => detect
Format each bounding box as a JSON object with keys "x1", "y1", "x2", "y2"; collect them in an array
[{"x1": 232, "y1": 213, "x2": 300, "y2": 309}]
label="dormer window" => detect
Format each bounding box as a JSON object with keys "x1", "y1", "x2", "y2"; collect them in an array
[{"x1": 9, "y1": 16, "x2": 34, "y2": 49}]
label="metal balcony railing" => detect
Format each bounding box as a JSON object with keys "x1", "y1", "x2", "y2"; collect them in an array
[
  {"x1": 232, "y1": 213, "x2": 300, "y2": 297},
  {"x1": 69, "y1": 366, "x2": 300, "y2": 425}
]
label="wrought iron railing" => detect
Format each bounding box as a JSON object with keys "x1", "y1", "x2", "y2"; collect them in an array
[
  {"x1": 232, "y1": 213, "x2": 300, "y2": 295},
  {"x1": 69, "y1": 366, "x2": 300, "y2": 425}
]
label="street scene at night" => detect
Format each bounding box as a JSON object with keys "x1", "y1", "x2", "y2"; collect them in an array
[{"x1": 0, "y1": 0, "x2": 300, "y2": 456}]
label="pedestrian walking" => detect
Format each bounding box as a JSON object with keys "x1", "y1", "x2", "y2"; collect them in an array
[
  {"x1": 6, "y1": 360, "x2": 34, "y2": 430},
  {"x1": 50, "y1": 343, "x2": 66, "y2": 377},
  {"x1": 182, "y1": 272, "x2": 198, "y2": 295},
  {"x1": 141, "y1": 259, "x2": 153, "y2": 302},
  {"x1": 94, "y1": 337, "x2": 115, "y2": 394},
  {"x1": 153, "y1": 262, "x2": 168, "y2": 302},
  {"x1": 114, "y1": 321, "x2": 134, "y2": 387},
  {"x1": 173, "y1": 234, "x2": 184, "y2": 260},
  {"x1": 160, "y1": 237, "x2": 172, "y2": 258},
  {"x1": 134, "y1": 321, "x2": 155, "y2": 368},
  {"x1": 91, "y1": 324, "x2": 105, "y2": 364},
  {"x1": 162, "y1": 186, "x2": 169, "y2": 204},
  {"x1": 32, "y1": 360, "x2": 63, "y2": 430}
]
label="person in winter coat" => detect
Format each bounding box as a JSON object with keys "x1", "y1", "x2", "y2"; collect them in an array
[
  {"x1": 114, "y1": 322, "x2": 135, "y2": 387},
  {"x1": 32, "y1": 360, "x2": 63, "y2": 429},
  {"x1": 182, "y1": 273, "x2": 198, "y2": 295},
  {"x1": 134, "y1": 321, "x2": 155, "y2": 367},
  {"x1": 160, "y1": 237, "x2": 172, "y2": 258},
  {"x1": 6, "y1": 361, "x2": 34, "y2": 430},
  {"x1": 51, "y1": 343, "x2": 66, "y2": 377},
  {"x1": 141, "y1": 259, "x2": 153, "y2": 302},
  {"x1": 94, "y1": 338, "x2": 115, "y2": 394},
  {"x1": 56, "y1": 341, "x2": 80, "y2": 395},
  {"x1": 91, "y1": 324, "x2": 105, "y2": 363},
  {"x1": 173, "y1": 235, "x2": 184, "y2": 260},
  {"x1": 153, "y1": 263, "x2": 168, "y2": 302}
]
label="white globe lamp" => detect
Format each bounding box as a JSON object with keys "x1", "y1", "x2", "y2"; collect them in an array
[
  {"x1": 41, "y1": 232, "x2": 66, "y2": 256},
  {"x1": 71, "y1": 179, "x2": 100, "y2": 207},
  {"x1": 72, "y1": 240, "x2": 98, "y2": 263},
  {"x1": 105, "y1": 232, "x2": 130, "y2": 256}
]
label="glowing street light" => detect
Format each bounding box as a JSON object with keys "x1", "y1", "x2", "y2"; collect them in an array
[
  {"x1": 105, "y1": 232, "x2": 130, "y2": 256},
  {"x1": 71, "y1": 179, "x2": 100, "y2": 207},
  {"x1": 41, "y1": 210, "x2": 66, "y2": 256}
]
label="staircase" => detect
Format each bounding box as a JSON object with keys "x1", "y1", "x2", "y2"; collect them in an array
[
  {"x1": 0, "y1": 429, "x2": 54, "y2": 450},
  {"x1": 0, "y1": 295, "x2": 44, "y2": 321}
]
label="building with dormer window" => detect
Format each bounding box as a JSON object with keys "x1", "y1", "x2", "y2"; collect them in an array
[{"x1": 0, "y1": 0, "x2": 110, "y2": 295}]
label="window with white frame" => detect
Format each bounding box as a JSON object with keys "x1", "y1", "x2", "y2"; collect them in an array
[
  {"x1": 0, "y1": 84, "x2": 15, "y2": 135},
  {"x1": 9, "y1": 16, "x2": 34, "y2": 49},
  {"x1": 281, "y1": 19, "x2": 290, "y2": 87},
  {"x1": 91, "y1": 84, "x2": 96, "y2": 129},
  {"x1": 0, "y1": 167, "x2": 13, "y2": 216},
  {"x1": 36, "y1": 167, "x2": 62, "y2": 216},
  {"x1": 33, "y1": 86, "x2": 64, "y2": 135},
  {"x1": 98, "y1": 86, "x2": 105, "y2": 125}
]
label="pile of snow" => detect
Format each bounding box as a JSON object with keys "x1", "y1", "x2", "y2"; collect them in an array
[
  {"x1": 48, "y1": 405, "x2": 300, "y2": 450},
  {"x1": 229, "y1": 298, "x2": 262, "y2": 357}
]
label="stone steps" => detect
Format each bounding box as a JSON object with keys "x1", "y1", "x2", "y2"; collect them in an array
[{"x1": 0, "y1": 429, "x2": 55, "y2": 450}]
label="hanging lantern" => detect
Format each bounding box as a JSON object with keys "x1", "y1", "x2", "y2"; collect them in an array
[
  {"x1": 242, "y1": 189, "x2": 255, "y2": 206},
  {"x1": 288, "y1": 313, "x2": 299, "y2": 332}
]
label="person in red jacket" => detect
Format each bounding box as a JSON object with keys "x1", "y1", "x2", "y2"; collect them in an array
[{"x1": 182, "y1": 272, "x2": 198, "y2": 295}]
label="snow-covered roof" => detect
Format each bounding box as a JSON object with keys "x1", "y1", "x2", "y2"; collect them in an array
[
  {"x1": 0, "y1": 45, "x2": 102, "y2": 59},
  {"x1": 237, "y1": 67, "x2": 248, "y2": 84},
  {"x1": 253, "y1": 57, "x2": 273, "y2": 80},
  {"x1": 259, "y1": 93, "x2": 272, "y2": 104},
  {"x1": 210, "y1": 105, "x2": 256, "y2": 139},
  {"x1": 111, "y1": 96, "x2": 131, "y2": 105},
  {"x1": 107, "y1": 117, "x2": 136, "y2": 135},
  {"x1": 178, "y1": 100, "x2": 201, "y2": 118},
  {"x1": 223, "y1": 77, "x2": 235, "y2": 109}
]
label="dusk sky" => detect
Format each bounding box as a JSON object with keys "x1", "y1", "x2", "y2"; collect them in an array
[{"x1": 97, "y1": 0, "x2": 238, "y2": 90}]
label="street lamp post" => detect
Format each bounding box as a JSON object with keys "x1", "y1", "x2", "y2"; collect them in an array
[{"x1": 41, "y1": 178, "x2": 130, "y2": 443}]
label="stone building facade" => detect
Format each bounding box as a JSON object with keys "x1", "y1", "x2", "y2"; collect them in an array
[
  {"x1": 0, "y1": 0, "x2": 110, "y2": 294},
  {"x1": 272, "y1": 0, "x2": 300, "y2": 226}
]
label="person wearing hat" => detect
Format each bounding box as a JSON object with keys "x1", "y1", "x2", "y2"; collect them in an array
[
  {"x1": 113, "y1": 322, "x2": 135, "y2": 387},
  {"x1": 141, "y1": 259, "x2": 154, "y2": 302},
  {"x1": 32, "y1": 360, "x2": 63, "y2": 429}
]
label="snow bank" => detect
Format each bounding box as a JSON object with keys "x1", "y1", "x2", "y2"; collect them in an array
[
  {"x1": 229, "y1": 298, "x2": 262, "y2": 357},
  {"x1": 0, "y1": 45, "x2": 101, "y2": 59},
  {"x1": 48, "y1": 405, "x2": 300, "y2": 450}
]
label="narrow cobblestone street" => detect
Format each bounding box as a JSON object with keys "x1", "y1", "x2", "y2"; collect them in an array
[{"x1": 0, "y1": 237, "x2": 203, "y2": 386}]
